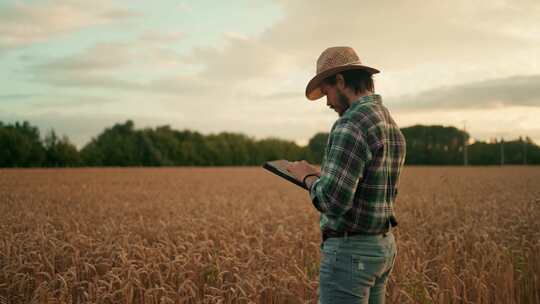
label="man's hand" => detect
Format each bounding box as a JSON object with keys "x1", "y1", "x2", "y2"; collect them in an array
[{"x1": 286, "y1": 160, "x2": 320, "y2": 182}]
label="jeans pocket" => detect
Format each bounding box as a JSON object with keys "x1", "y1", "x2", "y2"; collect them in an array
[{"x1": 350, "y1": 253, "x2": 387, "y2": 285}]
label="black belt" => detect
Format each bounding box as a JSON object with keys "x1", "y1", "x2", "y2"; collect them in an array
[
  {"x1": 322, "y1": 229, "x2": 389, "y2": 242},
  {"x1": 322, "y1": 216, "x2": 397, "y2": 242}
]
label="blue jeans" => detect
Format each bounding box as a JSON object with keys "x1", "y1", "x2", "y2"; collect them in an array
[{"x1": 318, "y1": 232, "x2": 397, "y2": 304}]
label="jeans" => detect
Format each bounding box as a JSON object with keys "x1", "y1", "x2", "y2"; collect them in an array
[{"x1": 318, "y1": 231, "x2": 397, "y2": 304}]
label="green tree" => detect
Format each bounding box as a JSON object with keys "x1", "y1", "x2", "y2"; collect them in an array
[
  {"x1": 0, "y1": 121, "x2": 45, "y2": 167},
  {"x1": 401, "y1": 125, "x2": 468, "y2": 165},
  {"x1": 3, "y1": 119, "x2": 540, "y2": 167},
  {"x1": 80, "y1": 120, "x2": 140, "y2": 166},
  {"x1": 43, "y1": 129, "x2": 81, "y2": 167}
]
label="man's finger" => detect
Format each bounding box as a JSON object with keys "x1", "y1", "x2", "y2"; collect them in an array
[{"x1": 286, "y1": 162, "x2": 296, "y2": 170}]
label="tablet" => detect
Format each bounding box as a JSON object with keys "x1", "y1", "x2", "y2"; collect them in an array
[{"x1": 262, "y1": 159, "x2": 308, "y2": 190}]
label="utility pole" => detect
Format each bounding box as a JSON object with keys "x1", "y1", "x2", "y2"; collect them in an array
[
  {"x1": 500, "y1": 137, "x2": 505, "y2": 166},
  {"x1": 523, "y1": 137, "x2": 527, "y2": 165},
  {"x1": 462, "y1": 121, "x2": 468, "y2": 166}
]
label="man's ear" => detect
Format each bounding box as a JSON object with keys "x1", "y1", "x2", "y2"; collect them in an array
[{"x1": 335, "y1": 73, "x2": 345, "y2": 89}]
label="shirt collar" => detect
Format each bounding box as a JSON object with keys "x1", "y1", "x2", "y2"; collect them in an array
[
  {"x1": 353, "y1": 93, "x2": 382, "y2": 106},
  {"x1": 345, "y1": 94, "x2": 382, "y2": 115}
]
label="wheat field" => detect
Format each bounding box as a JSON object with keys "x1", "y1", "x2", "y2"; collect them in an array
[{"x1": 0, "y1": 167, "x2": 539, "y2": 303}]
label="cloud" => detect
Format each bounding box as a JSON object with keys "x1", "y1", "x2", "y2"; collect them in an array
[
  {"x1": 36, "y1": 42, "x2": 134, "y2": 72},
  {"x1": 182, "y1": 34, "x2": 296, "y2": 84},
  {"x1": 139, "y1": 31, "x2": 185, "y2": 44},
  {"x1": 28, "y1": 0, "x2": 540, "y2": 100},
  {"x1": 6, "y1": 0, "x2": 540, "y2": 147},
  {"x1": 30, "y1": 67, "x2": 142, "y2": 91},
  {"x1": 172, "y1": 0, "x2": 540, "y2": 102},
  {"x1": 388, "y1": 74, "x2": 540, "y2": 110},
  {"x1": 0, "y1": 93, "x2": 34, "y2": 100},
  {"x1": 0, "y1": 0, "x2": 138, "y2": 48},
  {"x1": 29, "y1": 41, "x2": 183, "y2": 91},
  {"x1": 268, "y1": 0, "x2": 540, "y2": 57}
]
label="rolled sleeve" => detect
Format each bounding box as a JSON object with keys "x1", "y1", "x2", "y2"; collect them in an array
[{"x1": 310, "y1": 121, "x2": 372, "y2": 217}]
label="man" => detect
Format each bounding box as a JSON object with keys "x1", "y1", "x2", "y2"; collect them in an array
[{"x1": 287, "y1": 46, "x2": 406, "y2": 304}]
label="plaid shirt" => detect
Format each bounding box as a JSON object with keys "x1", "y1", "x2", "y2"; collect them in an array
[{"x1": 309, "y1": 94, "x2": 406, "y2": 234}]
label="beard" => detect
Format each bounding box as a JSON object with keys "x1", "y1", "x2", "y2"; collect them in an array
[{"x1": 336, "y1": 90, "x2": 350, "y2": 116}]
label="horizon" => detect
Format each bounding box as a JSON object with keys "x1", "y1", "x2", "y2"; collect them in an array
[
  {"x1": 1, "y1": 118, "x2": 537, "y2": 150},
  {"x1": 1, "y1": 1, "x2": 539, "y2": 148}
]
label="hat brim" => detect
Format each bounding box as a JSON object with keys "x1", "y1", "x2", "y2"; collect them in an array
[{"x1": 305, "y1": 64, "x2": 380, "y2": 100}]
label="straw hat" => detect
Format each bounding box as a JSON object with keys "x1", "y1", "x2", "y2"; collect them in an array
[{"x1": 305, "y1": 46, "x2": 380, "y2": 100}]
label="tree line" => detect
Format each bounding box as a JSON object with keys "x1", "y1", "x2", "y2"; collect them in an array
[{"x1": 1, "y1": 120, "x2": 539, "y2": 167}]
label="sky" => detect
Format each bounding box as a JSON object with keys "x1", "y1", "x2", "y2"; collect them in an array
[{"x1": 1, "y1": 0, "x2": 539, "y2": 148}]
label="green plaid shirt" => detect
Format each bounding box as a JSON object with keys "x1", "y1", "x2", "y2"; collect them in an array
[{"x1": 309, "y1": 94, "x2": 406, "y2": 234}]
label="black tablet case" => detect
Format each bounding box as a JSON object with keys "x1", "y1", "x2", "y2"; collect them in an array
[{"x1": 262, "y1": 160, "x2": 308, "y2": 190}]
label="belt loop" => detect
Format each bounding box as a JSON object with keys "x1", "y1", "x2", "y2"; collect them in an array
[{"x1": 344, "y1": 231, "x2": 348, "y2": 241}]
